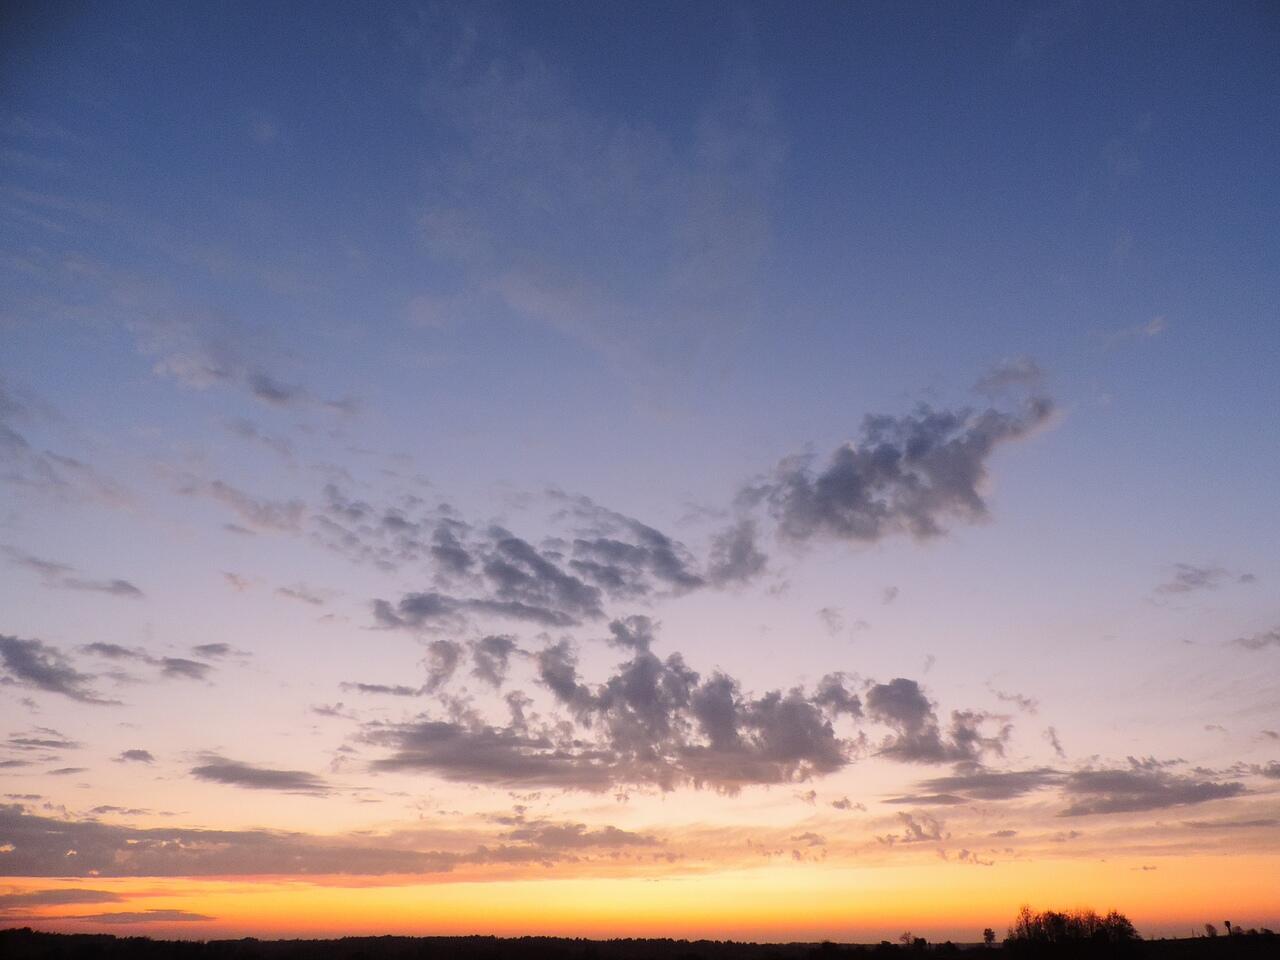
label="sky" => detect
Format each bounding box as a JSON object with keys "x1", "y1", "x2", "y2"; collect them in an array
[{"x1": 1, "y1": 0, "x2": 1279, "y2": 944}]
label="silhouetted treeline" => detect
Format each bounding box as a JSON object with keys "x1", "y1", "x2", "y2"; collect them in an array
[{"x1": 2, "y1": 927, "x2": 1276, "y2": 960}]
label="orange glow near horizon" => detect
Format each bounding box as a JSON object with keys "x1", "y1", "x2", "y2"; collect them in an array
[{"x1": 7, "y1": 855, "x2": 1279, "y2": 943}]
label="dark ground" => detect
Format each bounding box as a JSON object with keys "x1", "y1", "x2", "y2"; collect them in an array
[{"x1": 2, "y1": 928, "x2": 1277, "y2": 960}]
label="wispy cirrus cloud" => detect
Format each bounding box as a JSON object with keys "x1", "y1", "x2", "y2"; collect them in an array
[{"x1": 2, "y1": 546, "x2": 143, "y2": 598}]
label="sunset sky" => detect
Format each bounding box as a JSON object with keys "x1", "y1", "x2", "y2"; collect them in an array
[{"x1": 2, "y1": 0, "x2": 1278, "y2": 944}]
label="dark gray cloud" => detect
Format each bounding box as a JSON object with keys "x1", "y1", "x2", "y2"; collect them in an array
[
  {"x1": 72, "y1": 909, "x2": 215, "y2": 923},
  {"x1": 1045, "y1": 726, "x2": 1067, "y2": 759},
  {"x1": 909, "y1": 768, "x2": 1062, "y2": 801},
  {"x1": 6, "y1": 728, "x2": 80, "y2": 751},
  {"x1": 555, "y1": 493, "x2": 705, "y2": 596},
  {"x1": 0, "y1": 889, "x2": 126, "y2": 910},
  {"x1": 80, "y1": 642, "x2": 144, "y2": 661},
  {"x1": 865, "y1": 678, "x2": 1010, "y2": 764},
  {"x1": 1155, "y1": 563, "x2": 1255, "y2": 595},
  {"x1": 191, "y1": 642, "x2": 237, "y2": 659},
  {"x1": 3, "y1": 546, "x2": 143, "y2": 598},
  {"x1": 190, "y1": 756, "x2": 328, "y2": 794},
  {"x1": 500, "y1": 820, "x2": 658, "y2": 850},
  {"x1": 158, "y1": 658, "x2": 212, "y2": 681},
  {"x1": 340, "y1": 681, "x2": 420, "y2": 697},
  {"x1": 705, "y1": 519, "x2": 767, "y2": 586},
  {"x1": 0, "y1": 804, "x2": 657, "y2": 878},
  {"x1": 483, "y1": 529, "x2": 605, "y2": 619},
  {"x1": 373, "y1": 591, "x2": 579, "y2": 629},
  {"x1": 470, "y1": 634, "x2": 520, "y2": 687},
  {"x1": 0, "y1": 634, "x2": 116, "y2": 704},
  {"x1": 1059, "y1": 768, "x2": 1246, "y2": 816},
  {"x1": 743, "y1": 395, "x2": 1052, "y2": 544},
  {"x1": 115, "y1": 749, "x2": 155, "y2": 763},
  {"x1": 78, "y1": 643, "x2": 214, "y2": 684},
  {"x1": 1183, "y1": 818, "x2": 1278, "y2": 830},
  {"x1": 1232, "y1": 627, "x2": 1280, "y2": 651},
  {"x1": 363, "y1": 628, "x2": 981, "y2": 793},
  {"x1": 883, "y1": 793, "x2": 967, "y2": 806},
  {"x1": 603, "y1": 615, "x2": 657, "y2": 653}
]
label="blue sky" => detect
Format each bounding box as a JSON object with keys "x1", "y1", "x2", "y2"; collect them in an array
[{"x1": 1, "y1": 0, "x2": 1278, "y2": 940}]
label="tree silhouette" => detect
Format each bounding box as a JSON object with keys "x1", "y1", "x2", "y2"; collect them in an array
[
  {"x1": 1006, "y1": 905, "x2": 1140, "y2": 954},
  {"x1": 983, "y1": 928, "x2": 996, "y2": 946}
]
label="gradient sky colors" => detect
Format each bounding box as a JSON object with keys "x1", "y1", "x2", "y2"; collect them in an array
[{"x1": 2, "y1": 0, "x2": 1279, "y2": 943}]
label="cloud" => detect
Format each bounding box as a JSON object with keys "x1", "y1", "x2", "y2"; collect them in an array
[
  {"x1": 373, "y1": 591, "x2": 580, "y2": 629},
  {"x1": 0, "y1": 635, "x2": 117, "y2": 704},
  {"x1": 115, "y1": 749, "x2": 155, "y2": 764},
  {"x1": 78, "y1": 643, "x2": 214, "y2": 684},
  {"x1": 1154, "y1": 563, "x2": 1255, "y2": 595},
  {"x1": 222, "y1": 572, "x2": 252, "y2": 591},
  {"x1": 225, "y1": 418, "x2": 294, "y2": 460},
  {"x1": 878, "y1": 812, "x2": 947, "y2": 845},
  {"x1": 1106, "y1": 315, "x2": 1167, "y2": 345},
  {"x1": 0, "y1": 888, "x2": 126, "y2": 909},
  {"x1": 3, "y1": 546, "x2": 143, "y2": 598},
  {"x1": 6, "y1": 728, "x2": 80, "y2": 751},
  {"x1": 1059, "y1": 768, "x2": 1246, "y2": 816},
  {"x1": 340, "y1": 682, "x2": 420, "y2": 697},
  {"x1": 831, "y1": 796, "x2": 865, "y2": 812},
  {"x1": 423, "y1": 640, "x2": 462, "y2": 693},
  {"x1": 501, "y1": 820, "x2": 658, "y2": 850},
  {"x1": 363, "y1": 625, "x2": 983, "y2": 794},
  {"x1": 470, "y1": 634, "x2": 520, "y2": 687},
  {"x1": 975, "y1": 357, "x2": 1044, "y2": 396},
  {"x1": 816, "y1": 607, "x2": 844, "y2": 636},
  {"x1": 865, "y1": 678, "x2": 1010, "y2": 764},
  {"x1": 1232, "y1": 627, "x2": 1280, "y2": 651},
  {"x1": 908, "y1": 768, "x2": 1062, "y2": 801},
  {"x1": 191, "y1": 642, "x2": 238, "y2": 659},
  {"x1": 990, "y1": 688, "x2": 1038, "y2": 714},
  {"x1": 1184, "y1": 818, "x2": 1278, "y2": 830},
  {"x1": 411, "y1": 24, "x2": 783, "y2": 380},
  {"x1": 158, "y1": 658, "x2": 212, "y2": 681},
  {"x1": 1045, "y1": 726, "x2": 1067, "y2": 759},
  {"x1": 129, "y1": 316, "x2": 354, "y2": 413},
  {"x1": 705, "y1": 519, "x2": 767, "y2": 586},
  {"x1": 276, "y1": 584, "x2": 328, "y2": 606},
  {"x1": 190, "y1": 756, "x2": 328, "y2": 794},
  {"x1": 557, "y1": 496, "x2": 706, "y2": 597},
  {"x1": 0, "y1": 382, "x2": 133, "y2": 507},
  {"x1": 71, "y1": 909, "x2": 215, "y2": 923},
  {"x1": 179, "y1": 478, "x2": 305, "y2": 533},
  {"x1": 0, "y1": 804, "x2": 661, "y2": 878},
  {"x1": 743, "y1": 393, "x2": 1053, "y2": 545}
]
